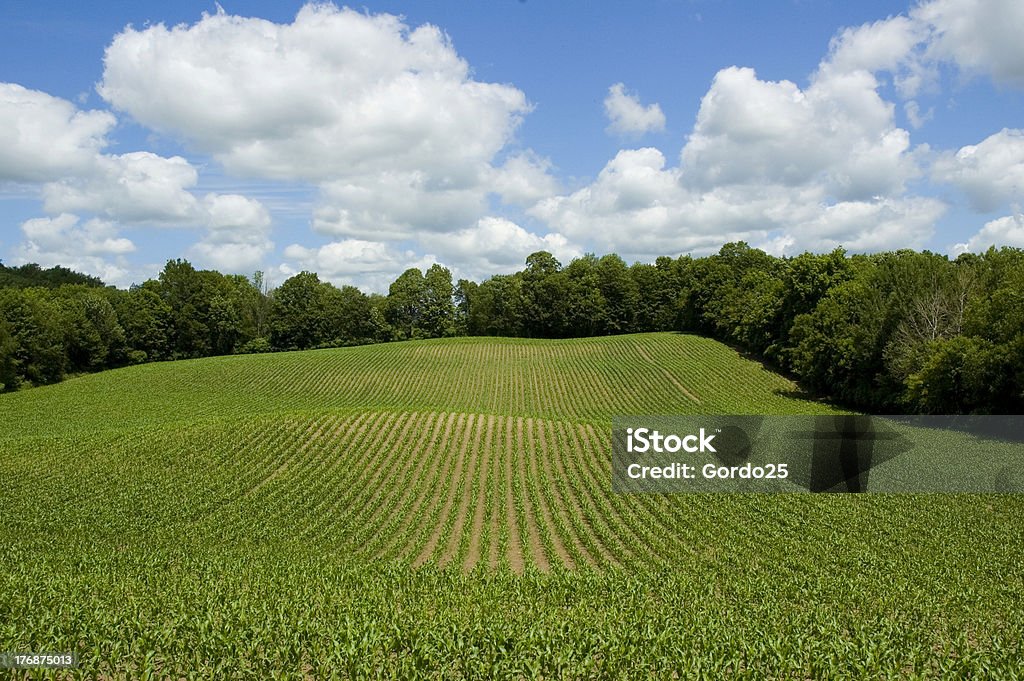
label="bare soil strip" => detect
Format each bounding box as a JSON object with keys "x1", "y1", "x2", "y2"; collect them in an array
[{"x1": 439, "y1": 412, "x2": 483, "y2": 568}]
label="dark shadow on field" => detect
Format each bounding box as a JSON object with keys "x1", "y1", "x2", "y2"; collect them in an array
[
  {"x1": 772, "y1": 387, "x2": 835, "y2": 405},
  {"x1": 664, "y1": 332, "x2": 846, "y2": 410},
  {"x1": 883, "y1": 415, "x2": 1024, "y2": 444}
]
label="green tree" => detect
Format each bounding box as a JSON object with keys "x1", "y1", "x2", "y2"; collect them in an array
[
  {"x1": 0, "y1": 316, "x2": 19, "y2": 391},
  {"x1": 0, "y1": 288, "x2": 66, "y2": 387},
  {"x1": 421, "y1": 264, "x2": 456, "y2": 338},
  {"x1": 386, "y1": 268, "x2": 426, "y2": 340},
  {"x1": 522, "y1": 251, "x2": 565, "y2": 338},
  {"x1": 270, "y1": 271, "x2": 326, "y2": 350},
  {"x1": 112, "y1": 286, "x2": 172, "y2": 363},
  {"x1": 595, "y1": 254, "x2": 638, "y2": 334},
  {"x1": 562, "y1": 255, "x2": 605, "y2": 337},
  {"x1": 322, "y1": 284, "x2": 376, "y2": 345}
]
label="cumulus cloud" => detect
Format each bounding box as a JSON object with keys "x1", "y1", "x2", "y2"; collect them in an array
[
  {"x1": 98, "y1": 4, "x2": 534, "y2": 242},
  {"x1": 487, "y1": 152, "x2": 560, "y2": 207},
  {"x1": 821, "y1": 0, "x2": 1024, "y2": 93},
  {"x1": 822, "y1": 15, "x2": 933, "y2": 96},
  {"x1": 532, "y1": 148, "x2": 787, "y2": 257},
  {"x1": 425, "y1": 217, "x2": 581, "y2": 281},
  {"x1": 280, "y1": 239, "x2": 436, "y2": 292},
  {"x1": 532, "y1": 145, "x2": 942, "y2": 260},
  {"x1": 917, "y1": 0, "x2": 1024, "y2": 88},
  {"x1": 784, "y1": 197, "x2": 946, "y2": 252},
  {"x1": 826, "y1": 16, "x2": 925, "y2": 75},
  {"x1": 41, "y1": 152, "x2": 201, "y2": 223},
  {"x1": 517, "y1": 2, "x2": 1021, "y2": 262},
  {"x1": 13, "y1": 213, "x2": 139, "y2": 286},
  {"x1": 0, "y1": 81, "x2": 274, "y2": 278},
  {"x1": 932, "y1": 129, "x2": 1024, "y2": 212},
  {"x1": 311, "y1": 173, "x2": 487, "y2": 241},
  {"x1": 904, "y1": 100, "x2": 933, "y2": 128},
  {"x1": 188, "y1": 194, "x2": 274, "y2": 273},
  {"x1": 99, "y1": 5, "x2": 528, "y2": 180},
  {"x1": 953, "y1": 212, "x2": 1024, "y2": 254},
  {"x1": 7, "y1": 1, "x2": 1024, "y2": 288},
  {"x1": 0, "y1": 83, "x2": 115, "y2": 183},
  {"x1": 535, "y1": 48, "x2": 935, "y2": 261},
  {"x1": 682, "y1": 66, "x2": 918, "y2": 201},
  {"x1": 604, "y1": 83, "x2": 666, "y2": 136}
]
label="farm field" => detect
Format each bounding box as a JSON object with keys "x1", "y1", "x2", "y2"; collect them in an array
[{"x1": 1, "y1": 332, "x2": 1023, "y2": 678}]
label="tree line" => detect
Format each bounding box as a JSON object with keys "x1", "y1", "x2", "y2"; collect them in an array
[{"x1": 1, "y1": 244, "x2": 1022, "y2": 414}]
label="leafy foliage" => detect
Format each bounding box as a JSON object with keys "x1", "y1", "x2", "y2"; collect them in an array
[{"x1": 3, "y1": 244, "x2": 1024, "y2": 412}]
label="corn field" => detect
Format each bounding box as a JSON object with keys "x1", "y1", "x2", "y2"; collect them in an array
[{"x1": 1, "y1": 333, "x2": 1022, "y2": 678}]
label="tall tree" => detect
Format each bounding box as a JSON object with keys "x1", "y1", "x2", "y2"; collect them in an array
[
  {"x1": 386, "y1": 268, "x2": 426, "y2": 340},
  {"x1": 421, "y1": 264, "x2": 456, "y2": 338},
  {"x1": 270, "y1": 271, "x2": 326, "y2": 350}
]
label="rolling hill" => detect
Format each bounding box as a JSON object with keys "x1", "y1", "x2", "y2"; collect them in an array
[{"x1": 1, "y1": 333, "x2": 1021, "y2": 678}]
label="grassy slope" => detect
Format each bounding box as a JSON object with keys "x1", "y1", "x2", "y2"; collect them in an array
[
  {"x1": 0, "y1": 333, "x2": 836, "y2": 440},
  {"x1": 1, "y1": 333, "x2": 1022, "y2": 678}
]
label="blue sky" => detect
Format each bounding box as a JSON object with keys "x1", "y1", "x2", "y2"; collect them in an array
[{"x1": 2, "y1": 0, "x2": 1023, "y2": 289}]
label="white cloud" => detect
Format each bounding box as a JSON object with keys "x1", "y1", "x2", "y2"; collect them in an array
[
  {"x1": 188, "y1": 194, "x2": 274, "y2": 273},
  {"x1": 820, "y1": 0, "x2": 1024, "y2": 93},
  {"x1": 0, "y1": 82, "x2": 275, "y2": 277},
  {"x1": 0, "y1": 83, "x2": 115, "y2": 183},
  {"x1": 904, "y1": 100, "x2": 933, "y2": 128},
  {"x1": 98, "y1": 4, "x2": 533, "y2": 242},
  {"x1": 682, "y1": 66, "x2": 918, "y2": 201},
  {"x1": 535, "y1": 0, "x2": 1014, "y2": 261},
  {"x1": 534, "y1": 52, "x2": 937, "y2": 261},
  {"x1": 280, "y1": 239, "x2": 436, "y2": 292},
  {"x1": 953, "y1": 212, "x2": 1024, "y2": 254},
  {"x1": 99, "y1": 5, "x2": 529, "y2": 179},
  {"x1": 13, "y1": 213, "x2": 140, "y2": 287},
  {"x1": 311, "y1": 172, "x2": 487, "y2": 241},
  {"x1": 20, "y1": 213, "x2": 134, "y2": 256},
  {"x1": 932, "y1": 128, "x2": 1024, "y2": 212},
  {"x1": 487, "y1": 152, "x2": 560, "y2": 207},
  {"x1": 783, "y1": 197, "x2": 946, "y2": 253},
  {"x1": 826, "y1": 15, "x2": 924, "y2": 75},
  {"x1": 604, "y1": 83, "x2": 666, "y2": 136},
  {"x1": 822, "y1": 15, "x2": 933, "y2": 96},
  {"x1": 425, "y1": 216, "x2": 581, "y2": 281},
  {"x1": 532, "y1": 148, "x2": 778, "y2": 258},
  {"x1": 41, "y1": 152, "x2": 201, "y2": 223},
  {"x1": 917, "y1": 0, "x2": 1024, "y2": 88}
]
